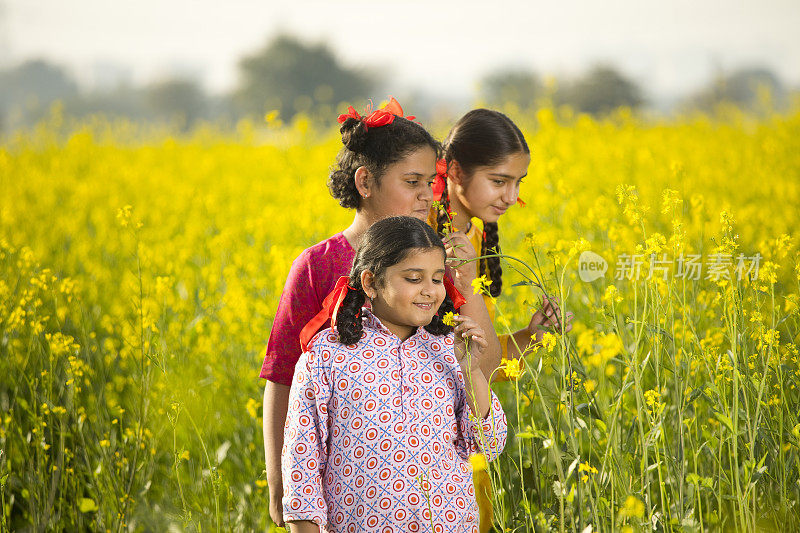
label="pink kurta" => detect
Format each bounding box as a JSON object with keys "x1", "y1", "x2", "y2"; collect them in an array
[
  {"x1": 260, "y1": 233, "x2": 356, "y2": 384},
  {"x1": 282, "y1": 310, "x2": 507, "y2": 532}
]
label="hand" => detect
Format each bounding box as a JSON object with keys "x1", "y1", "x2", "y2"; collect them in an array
[
  {"x1": 442, "y1": 231, "x2": 477, "y2": 295},
  {"x1": 528, "y1": 295, "x2": 574, "y2": 343},
  {"x1": 269, "y1": 488, "x2": 284, "y2": 527},
  {"x1": 452, "y1": 314, "x2": 487, "y2": 370}
]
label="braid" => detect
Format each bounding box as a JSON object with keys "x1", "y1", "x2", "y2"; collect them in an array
[
  {"x1": 336, "y1": 277, "x2": 366, "y2": 345},
  {"x1": 425, "y1": 295, "x2": 455, "y2": 336},
  {"x1": 435, "y1": 186, "x2": 452, "y2": 238},
  {"x1": 481, "y1": 222, "x2": 503, "y2": 297}
]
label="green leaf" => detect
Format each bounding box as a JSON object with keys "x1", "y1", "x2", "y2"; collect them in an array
[
  {"x1": 79, "y1": 498, "x2": 98, "y2": 513},
  {"x1": 714, "y1": 412, "x2": 734, "y2": 433},
  {"x1": 686, "y1": 386, "x2": 704, "y2": 405}
]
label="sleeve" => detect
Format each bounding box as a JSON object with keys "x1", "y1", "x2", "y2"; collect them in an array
[
  {"x1": 260, "y1": 250, "x2": 321, "y2": 384},
  {"x1": 455, "y1": 384, "x2": 507, "y2": 463},
  {"x1": 281, "y1": 348, "x2": 332, "y2": 526}
]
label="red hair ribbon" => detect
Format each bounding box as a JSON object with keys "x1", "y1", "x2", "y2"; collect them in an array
[
  {"x1": 517, "y1": 197, "x2": 527, "y2": 207},
  {"x1": 433, "y1": 159, "x2": 448, "y2": 202},
  {"x1": 337, "y1": 97, "x2": 415, "y2": 131},
  {"x1": 444, "y1": 276, "x2": 466, "y2": 310},
  {"x1": 299, "y1": 276, "x2": 355, "y2": 352}
]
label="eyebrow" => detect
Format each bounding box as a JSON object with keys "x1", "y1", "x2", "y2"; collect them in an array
[
  {"x1": 403, "y1": 171, "x2": 438, "y2": 178},
  {"x1": 489, "y1": 172, "x2": 528, "y2": 180},
  {"x1": 401, "y1": 268, "x2": 446, "y2": 274}
]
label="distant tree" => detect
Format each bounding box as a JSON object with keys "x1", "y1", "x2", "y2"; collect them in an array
[
  {"x1": 685, "y1": 67, "x2": 786, "y2": 112},
  {"x1": 0, "y1": 59, "x2": 79, "y2": 111},
  {"x1": 478, "y1": 69, "x2": 543, "y2": 109},
  {"x1": 234, "y1": 34, "x2": 374, "y2": 121},
  {"x1": 144, "y1": 77, "x2": 206, "y2": 128},
  {"x1": 557, "y1": 65, "x2": 644, "y2": 115}
]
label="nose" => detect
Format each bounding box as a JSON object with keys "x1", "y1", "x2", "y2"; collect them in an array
[
  {"x1": 420, "y1": 280, "x2": 433, "y2": 297},
  {"x1": 419, "y1": 182, "x2": 433, "y2": 203},
  {"x1": 501, "y1": 182, "x2": 518, "y2": 206}
]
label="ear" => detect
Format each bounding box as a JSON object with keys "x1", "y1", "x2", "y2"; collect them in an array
[
  {"x1": 354, "y1": 166, "x2": 371, "y2": 198},
  {"x1": 448, "y1": 160, "x2": 465, "y2": 185},
  {"x1": 360, "y1": 270, "x2": 376, "y2": 298}
]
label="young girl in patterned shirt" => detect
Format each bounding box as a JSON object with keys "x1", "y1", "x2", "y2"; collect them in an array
[{"x1": 282, "y1": 216, "x2": 507, "y2": 533}]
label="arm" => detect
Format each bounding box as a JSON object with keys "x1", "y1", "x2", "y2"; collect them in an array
[
  {"x1": 287, "y1": 520, "x2": 320, "y2": 533},
  {"x1": 263, "y1": 380, "x2": 291, "y2": 527},
  {"x1": 443, "y1": 231, "x2": 502, "y2": 379},
  {"x1": 282, "y1": 351, "x2": 331, "y2": 527},
  {"x1": 505, "y1": 295, "x2": 574, "y2": 361},
  {"x1": 260, "y1": 248, "x2": 328, "y2": 524},
  {"x1": 452, "y1": 315, "x2": 507, "y2": 462},
  {"x1": 453, "y1": 315, "x2": 492, "y2": 419}
]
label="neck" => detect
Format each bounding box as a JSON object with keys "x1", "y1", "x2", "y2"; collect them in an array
[
  {"x1": 370, "y1": 309, "x2": 416, "y2": 341},
  {"x1": 342, "y1": 210, "x2": 375, "y2": 250},
  {"x1": 446, "y1": 186, "x2": 472, "y2": 232}
]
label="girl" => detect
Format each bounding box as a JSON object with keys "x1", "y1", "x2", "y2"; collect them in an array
[
  {"x1": 433, "y1": 109, "x2": 575, "y2": 379},
  {"x1": 282, "y1": 216, "x2": 507, "y2": 532},
  {"x1": 261, "y1": 99, "x2": 494, "y2": 526}
]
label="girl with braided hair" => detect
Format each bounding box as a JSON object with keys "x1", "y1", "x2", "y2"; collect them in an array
[
  {"x1": 282, "y1": 216, "x2": 506, "y2": 533},
  {"x1": 432, "y1": 109, "x2": 574, "y2": 380}
]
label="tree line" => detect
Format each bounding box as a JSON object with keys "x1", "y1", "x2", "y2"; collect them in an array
[{"x1": 0, "y1": 34, "x2": 793, "y2": 133}]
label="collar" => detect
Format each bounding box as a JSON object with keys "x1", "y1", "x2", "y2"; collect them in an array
[{"x1": 361, "y1": 308, "x2": 430, "y2": 343}]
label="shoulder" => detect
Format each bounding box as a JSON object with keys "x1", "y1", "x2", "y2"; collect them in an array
[
  {"x1": 307, "y1": 326, "x2": 372, "y2": 363},
  {"x1": 297, "y1": 233, "x2": 354, "y2": 265},
  {"x1": 306, "y1": 328, "x2": 341, "y2": 361},
  {"x1": 284, "y1": 233, "x2": 354, "y2": 293}
]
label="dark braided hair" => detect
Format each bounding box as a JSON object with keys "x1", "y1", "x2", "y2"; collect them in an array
[
  {"x1": 437, "y1": 109, "x2": 529, "y2": 298},
  {"x1": 336, "y1": 216, "x2": 455, "y2": 345},
  {"x1": 328, "y1": 113, "x2": 441, "y2": 209}
]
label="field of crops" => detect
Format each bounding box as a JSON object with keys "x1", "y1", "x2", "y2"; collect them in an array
[{"x1": 2, "y1": 106, "x2": 799, "y2": 532}]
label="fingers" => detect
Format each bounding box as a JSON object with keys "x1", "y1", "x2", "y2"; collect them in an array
[
  {"x1": 452, "y1": 316, "x2": 485, "y2": 341},
  {"x1": 532, "y1": 295, "x2": 575, "y2": 335}
]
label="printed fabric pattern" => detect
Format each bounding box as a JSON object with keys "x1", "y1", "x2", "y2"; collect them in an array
[{"x1": 282, "y1": 310, "x2": 507, "y2": 532}]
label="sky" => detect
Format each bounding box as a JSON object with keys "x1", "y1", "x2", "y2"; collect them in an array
[{"x1": 3, "y1": 0, "x2": 800, "y2": 104}]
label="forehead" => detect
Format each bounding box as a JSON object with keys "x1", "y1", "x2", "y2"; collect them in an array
[
  {"x1": 475, "y1": 151, "x2": 530, "y2": 178},
  {"x1": 382, "y1": 146, "x2": 437, "y2": 177},
  {"x1": 388, "y1": 247, "x2": 445, "y2": 271}
]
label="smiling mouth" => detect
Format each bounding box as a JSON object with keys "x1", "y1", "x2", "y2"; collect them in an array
[{"x1": 414, "y1": 302, "x2": 434, "y2": 310}]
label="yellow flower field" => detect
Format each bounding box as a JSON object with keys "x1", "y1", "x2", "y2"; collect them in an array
[{"x1": 1, "y1": 107, "x2": 799, "y2": 531}]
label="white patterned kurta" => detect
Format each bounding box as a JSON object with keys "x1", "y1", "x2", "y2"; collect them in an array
[{"x1": 282, "y1": 310, "x2": 507, "y2": 532}]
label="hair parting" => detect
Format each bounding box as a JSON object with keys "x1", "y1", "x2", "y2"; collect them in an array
[{"x1": 335, "y1": 216, "x2": 454, "y2": 345}]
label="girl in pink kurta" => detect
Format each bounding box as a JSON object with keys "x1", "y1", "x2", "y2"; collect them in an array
[
  {"x1": 282, "y1": 216, "x2": 507, "y2": 533},
  {"x1": 261, "y1": 100, "x2": 446, "y2": 526}
]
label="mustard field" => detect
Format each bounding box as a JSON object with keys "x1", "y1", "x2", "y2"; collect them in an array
[{"x1": 1, "y1": 108, "x2": 799, "y2": 531}]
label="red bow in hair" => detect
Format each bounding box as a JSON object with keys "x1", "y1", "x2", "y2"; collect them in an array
[
  {"x1": 299, "y1": 276, "x2": 356, "y2": 352},
  {"x1": 337, "y1": 97, "x2": 415, "y2": 131},
  {"x1": 444, "y1": 276, "x2": 466, "y2": 309},
  {"x1": 433, "y1": 159, "x2": 448, "y2": 202}
]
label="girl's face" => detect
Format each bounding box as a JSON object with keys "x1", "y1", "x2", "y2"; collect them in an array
[
  {"x1": 360, "y1": 146, "x2": 437, "y2": 222},
  {"x1": 362, "y1": 248, "x2": 446, "y2": 341},
  {"x1": 451, "y1": 151, "x2": 530, "y2": 223}
]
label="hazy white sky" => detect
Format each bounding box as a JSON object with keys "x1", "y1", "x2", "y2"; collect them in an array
[{"x1": 4, "y1": 0, "x2": 799, "y2": 101}]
